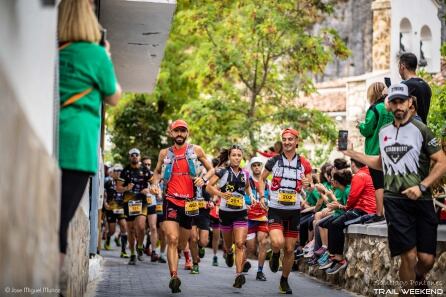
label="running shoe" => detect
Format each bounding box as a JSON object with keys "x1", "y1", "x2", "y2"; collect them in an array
[
  {"x1": 169, "y1": 276, "x2": 181, "y2": 293},
  {"x1": 326, "y1": 259, "x2": 348, "y2": 274},
  {"x1": 114, "y1": 237, "x2": 121, "y2": 247},
  {"x1": 137, "y1": 248, "x2": 144, "y2": 261},
  {"x1": 184, "y1": 259, "x2": 192, "y2": 270},
  {"x1": 319, "y1": 257, "x2": 335, "y2": 270},
  {"x1": 212, "y1": 256, "x2": 218, "y2": 266},
  {"x1": 198, "y1": 247, "x2": 205, "y2": 258},
  {"x1": 128, "y1": 255, "x2": 136, "y2": 265},
  {"x1": 314, "y1": 246, "x2": 327, "y2": 257},
  {"x1": 103, "y1": 243, "x2": 112, "y2": 251},
  {"x1": 242, "y1": 261, "x2": 251, "y2": 273},
  {"x1": 317, "y1": 251, "x2": 329, "y2": 266},
  {"x1": 233, "y1": 274, "x2": 246, "y2": 289},
  {"x1": 225, "y1": 252, "x2": 234, "y2": 268},
  {"x1": 279, "y1": 278, "x2": 292, "y2": 294},
  {"x1": 269, "y1": 252, "x2": 280, "y2": 273},
  {"x1": 158, "y1": 254, "x2": 167, "y2": 263},
  {"x1": 191, "y1": 264, "x2": 199, "y2": 274},
  {"x1": 256, "y1": 271, "x2": 267, "y2": 281},
  {"x1": 120, "y1": 251, "x2": 129, "y2": 258},
  {"x1": 151, "y1": 251, "x2": 159, "y2": 262}
]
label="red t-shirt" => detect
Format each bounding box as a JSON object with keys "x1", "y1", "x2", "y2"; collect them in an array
[
  {"x1": 166, "y1": 145, "x2": 195, "y2": 207},
  {"x1": 346, "y1": 167, "x2": 376, "y2": 214}
]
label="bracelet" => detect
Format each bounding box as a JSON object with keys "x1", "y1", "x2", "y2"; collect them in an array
[{"x1": 202, "y1": 176, "x2": 208, "y2": 183}]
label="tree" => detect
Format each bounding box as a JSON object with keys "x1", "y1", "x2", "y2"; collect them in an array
[
  {"x1": 174, "y1": 0, "x2": 349, "y2": 153},
  {"x1": 106, "y1": 93, "x2": 168, "y2": 164}
]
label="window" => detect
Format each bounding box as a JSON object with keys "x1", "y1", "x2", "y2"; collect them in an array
[
  {"x1": 419, "y1": 25, "x2": 432, "y2": 67},
  {"x1": 399, "y1": 18, "x2": 412, "y2": 53}
]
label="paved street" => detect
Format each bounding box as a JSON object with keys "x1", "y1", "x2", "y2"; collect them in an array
[{"x1": 89, "y1": 244, "x2": 357, "y2": 297}]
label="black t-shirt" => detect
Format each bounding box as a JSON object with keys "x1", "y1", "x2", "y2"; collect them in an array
[
  {"x1": 105, "y1": 179, "x2": 123, "y2": 202},
  {"x1": 121, "y1": 165, "x2": 152, "y2": 194},
  {"x1": 402, "y1": 78, "x2": 432, "y2": 124}
]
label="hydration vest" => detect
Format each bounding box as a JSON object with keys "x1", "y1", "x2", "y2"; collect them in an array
[
  {"x1": 162, "y1": 144, "x2": 200, "y2": 186},
  {"x1": 270, "y1": 154, "x2": 304, "y2": 192}
]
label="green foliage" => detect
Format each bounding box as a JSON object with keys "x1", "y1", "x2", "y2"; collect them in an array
[
  {"x1": 427, "y1": 82, "x2": 446, "y2": 138},
  {"x1": 106, "y1": 93, "x2": 168, "y2": 164}
]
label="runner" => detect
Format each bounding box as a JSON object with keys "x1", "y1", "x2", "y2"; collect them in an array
[
  {"x1": 189, "y1": 163, "x2": 213, "y2": 274},
  {"x1": 206, "y1": 145, "x2": 252, "y2": 289},
  {"x1": 258, "y1": 128, "x2": 312, "y2": 294},
  {"x1": 117, "y1": 148, "x2": 153, "y2": 265},
  {"x1": 103, "y1": 164, "x2": 129, "y2": 258},
  {"x1": 245, "y1": 156, "x2": 270, "y2": 281},
  {"x1": 151, "y1": 120, "x2": 213, "y2": 293},
  {"x1": 344, "y1": 84, "x2": 446, "y2": 293}
]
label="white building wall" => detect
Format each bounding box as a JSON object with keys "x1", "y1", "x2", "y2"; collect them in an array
[
  {"x1": 390, "y1": 0, "x2": 441, "y2": 81},
  {"x1": 0, "y1": 1, "x2": 57, "y2": 155}
]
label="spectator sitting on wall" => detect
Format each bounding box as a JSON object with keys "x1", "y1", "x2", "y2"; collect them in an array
[
  {"x1": 58, "y1": 0, "x2": 122, "y2": 266},
  {"x1": 323, "y1": 159, "x2": 377, "y2": 274},
  {"x1": 358, "y1": 82, "x2": 393, "y2": 223},
  {"x1": 398, "y1": 52, "x2": 432, "y2": 124}
]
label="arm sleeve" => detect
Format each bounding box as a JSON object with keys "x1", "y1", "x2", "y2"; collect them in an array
[
  {"x1": 346, "y1": 175, "x2": 364, "y2": 210},
  {"x1": 97, "y1": 48, "x2": 117, "y2": 97},
  {"x1": 359, "y1": 109, "x2": 378, "y2": 138}
]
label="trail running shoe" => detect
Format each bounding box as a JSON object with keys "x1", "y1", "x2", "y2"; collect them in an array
[
  {"x1": 233, "y1": 274, "x2": 246, "y2": 289},
  {"x1": 191, "y1": 264, "x2": 199, "y2": 274},
  {"x1": 128, "y1": 255, "x2": 136, "y2": 265},
  {"x1": 169, "y1": 276, "x2": 181, "y2": 293},
  {"x1": 158, "y1": 254, "x2": 167, "y2": 263},
  {"x1": 120, "y1": 251, "x2": 129, "y2": 258},
  {"x1": 256, "y1": 271, "x2": 267, "y2": 281},
  {"x1": 269, "y1": 252, "x2": 280, "y2": 273},
  {"x1": 225, "y1": 252, "x2": 234, "y2": 268},
  {"x1": 137, "y1": 248, "x2": 144, "y2": 261},
  {"x1": 279, "y1": 278, "x2": 292, "y2": 294},
  {"x1": 242, "y1": 261, "x2": 251, "y2": 273},
  {"x1": 198, "y1": 246, "x2": 205, "y2": 258},
  {"x1": 212, "y1": 256, "x2": 218, "y2": 266}
]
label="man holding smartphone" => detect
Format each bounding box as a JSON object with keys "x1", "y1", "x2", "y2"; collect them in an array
[{"x1": 343, "y1": 83, "x2": 446, "y2": 293}]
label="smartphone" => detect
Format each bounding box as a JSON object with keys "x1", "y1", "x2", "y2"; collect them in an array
[
  {"x1": 100, "y1": 28, "x2": 107, "y2": 47},
  {"x1": 384, "y1": 77, "x2": 391, "y2": 88},
  {"x1": 338, "y1": 130, "x2": 348, "y2": 151}
]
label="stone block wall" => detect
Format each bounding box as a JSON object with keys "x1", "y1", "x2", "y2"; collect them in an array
[
  {"x1": 299, "y1": 229, "x2": 446, "y2": 297},
  {"x1": 0, "y1": 69, "x2": 60, "y2": 292}
]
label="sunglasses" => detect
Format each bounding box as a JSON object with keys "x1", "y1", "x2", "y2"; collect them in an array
[
  {"x1": 114, "y1": 170, "x2": 122, "y2": 173},
  {"x1": 130, "y1": 153, "x2": 139, "y2": 157}
]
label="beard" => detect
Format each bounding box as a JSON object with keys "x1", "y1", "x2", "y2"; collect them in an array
[
  {"x1": 131, "y1": 159, "x2": 139, "y2": 165},
  {"x1": 174, "y1": 136, "x2": 186, "y2": 145},
  {"x1": 394, "y1": 109, "x2": 408, "y2": 120}
]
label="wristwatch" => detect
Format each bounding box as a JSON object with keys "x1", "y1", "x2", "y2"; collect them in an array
[{"x1": 419, "y1": 183, "x2": 428, "y2": 193}]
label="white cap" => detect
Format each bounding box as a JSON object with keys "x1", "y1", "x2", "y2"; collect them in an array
[
  {"x1": 113, "y1": 164, "x2": 123, "y2": 171},
  {"x1": 388, "y1": 83, "x2": 410, "y2": 102},
  {"x1": 250, "y1": 156, "x2": 264, "y2": 166},
  {"x1": 128, "y1": 148, "x2": 140, "y2": 155}
]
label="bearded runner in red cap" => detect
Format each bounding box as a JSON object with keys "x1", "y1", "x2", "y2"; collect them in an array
[
  {"x1": 151, "y1": 119, "x2": 214, "y2": 294},
  {"x1": 258, "y1": 128, "x2": 313, "y2": 294}
]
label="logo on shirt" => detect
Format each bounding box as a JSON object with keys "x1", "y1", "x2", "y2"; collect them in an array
[
  {"x1": 427, "y1": 138, "x2": 439, "y2": 147},
  {"x1": 384, "y1": 142, "x2": 413, "y2": 164},
  {"x1": 384, "y1": 136, "x2": 392, "y2": 142}
]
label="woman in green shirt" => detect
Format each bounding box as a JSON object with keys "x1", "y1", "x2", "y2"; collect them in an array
[{"x1": 58, "y1": 0, "x2": 121, "y2": 257}]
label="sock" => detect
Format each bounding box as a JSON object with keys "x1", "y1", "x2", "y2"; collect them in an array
[
  {"x1": 131, "y1": 250, "x2": 135, "y2": 256},
  {"x1": 258, "y1": 266, "x2": 263, "y2": 272},
  {"x1": 170, "y1": 270, "x2": 177, "y2": 277},
  {"x1": 106, "y1": 234, "x2": 111, "y2": 245},
  {"x1": 138, "y1": 244, "x2": 143, "y2": 250},
  {"x1": 184, "y1": 250, "x2": 191, "y2": 262},
  {"x1": 322, "y1": 245, "x2": 327, "y2": 249},
  {"x1": 121, "y1": 234, "x2": 128, "y2": 252},
  {"x1": 281, "y1": 276, "x2": 288, "y2": 282}
]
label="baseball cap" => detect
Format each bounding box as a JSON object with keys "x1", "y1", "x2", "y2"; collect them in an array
[
  {"x1": 250, "y1": 157, "x2": 264, "y2": 166},
  {"x1": 388, "y1": 83, "x2": 410, "y2": 102},
  {"x1": 281, "y1": 128, "x2": 299, "y2": 138},
  {"x1": 113, "y1": 164, "x2": 123, "y2": 171},
  {"x1": 171, "y1": 119, "x2": 188, "y2": 130},
  {"x1": 128, "y1": 148, "x2": 140, "y2": 155}
]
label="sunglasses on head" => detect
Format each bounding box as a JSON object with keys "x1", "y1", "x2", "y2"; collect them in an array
[{"x1": 231, "y1": 144, "x2": 242, "y2": 150}]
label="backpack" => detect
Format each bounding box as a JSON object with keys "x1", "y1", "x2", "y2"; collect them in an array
[{"x1": 162, "y1": 144, "x2": 199, "y2": 184}]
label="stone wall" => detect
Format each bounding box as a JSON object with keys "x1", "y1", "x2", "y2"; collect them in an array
[
  {"x1": 371, "y1": 0, "x2": 391, "y2": 71},
  {"x1": 0, "y1": 67, "x2": 60, "y2": 293},
  {"x1": 299, "y1": 226, "x2": 446, "y2": 297}
]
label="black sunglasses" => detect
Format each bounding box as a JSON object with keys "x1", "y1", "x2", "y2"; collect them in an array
[{"x1": 130, "y1": 153, "x2": 139, "y2": 157}]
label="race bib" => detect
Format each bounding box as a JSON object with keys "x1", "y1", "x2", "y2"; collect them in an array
[
  {"x1": 113, "y1": 208, "x2": 124, "y2": 215},
  {"x1": 278, "y1": 190, "x2": 297, "y2": 206},
  {"x1": 226, "y1": 195, "x2": 243, "y2": 210},
  {"x1": 197, "y1": 199, "x2": 207, "y2": 209},
  {"x1": 128, "y1": 200, "x2": 142, "y2": 216},
  {"x1": 185, "y1": 200, "x2": 199, "y2": 217},
  {"x1": 156, "y1": 204, "x2": 163, "y2": 214},
  {"x1": 146, "y1": 196, "x2": 153, "y2": 205}
]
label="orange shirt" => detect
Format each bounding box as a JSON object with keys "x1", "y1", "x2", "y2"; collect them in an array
[{"x1": 166, "y1": 145, "x2": 195, "y2": 207}]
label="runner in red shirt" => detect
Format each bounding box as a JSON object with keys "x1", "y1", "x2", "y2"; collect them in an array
[{"x1": 151, "y1": 120, "x2": 213, "y2": 294}]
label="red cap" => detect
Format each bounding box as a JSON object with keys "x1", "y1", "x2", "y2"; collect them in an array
[
  {"x1": 281, "y1": 128, "x2": 299, "y2": 138},
  {"x1": 170, "y1": 119, "x2": 188, "y2": 130}
]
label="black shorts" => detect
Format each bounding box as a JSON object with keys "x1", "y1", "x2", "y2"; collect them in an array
[
  {"x1": 369, "y1": 167, "x2": 384, "y2": 190},
  {"x1": 268, "y1": 207, "x2": 300, "y2": 238},
  {"x1": 384, "y1": 197, "x2": 438, "y2": 257},
  {"x1": 106, "y1": 209, "x2": 126, "y2": 223},
  {"x1": 147, "y1": 205, "x2": 156, "y2": 215},
  {"x1": 318, "y1": 214, "x2": 338, "y2": 229},
  {"x1": 219, "y1": 210, "x2": 248, "y2": 232},
  {"x1": 210, "y1": 216, "x2": 220, "y2": 229},
  {"x1": 192, "y1": 209, "x2": 211, "y2": 230},
  {"x1": 163, "y1": 199, "x2": 192, "y2": 230}
]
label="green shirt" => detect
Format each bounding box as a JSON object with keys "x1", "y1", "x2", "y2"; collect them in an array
[
  {"x1": 305, "y1": 189, "x2": 320, "y2": 207},
  {"x1": 333, "y1": 185, "x2": 350, "y2": 216},
  {"x1": 359, "y1": 102, "x2": 394, "y2": 155},
  {"x1": 59, "y1": 42, "x2": 117, "y2": 173}
]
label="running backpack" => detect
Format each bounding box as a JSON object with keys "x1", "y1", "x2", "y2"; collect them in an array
[
  {"x1": 162, "y1": 144, "x2": 199, "y2": 184},
  {"x1": 270, "y1": 154, "x2": 303, "y2": 192}
]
